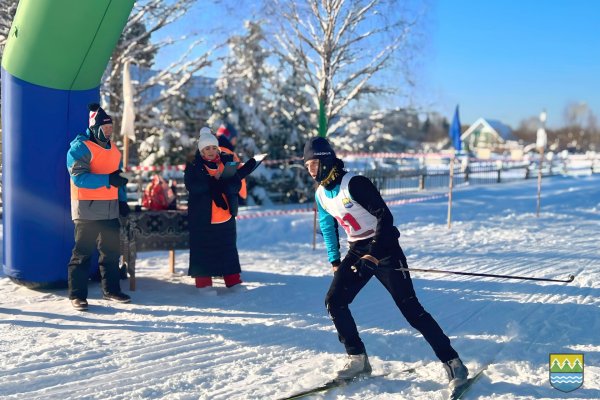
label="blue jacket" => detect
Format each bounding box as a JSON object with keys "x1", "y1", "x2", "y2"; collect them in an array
[{"x1": 67, "y1": 128, "x2": 126, "y2": 220}]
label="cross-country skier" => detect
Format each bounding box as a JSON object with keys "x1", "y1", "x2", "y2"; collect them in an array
[{"x1": 303, "y1": 136, "x2": 468, "y2": 388}]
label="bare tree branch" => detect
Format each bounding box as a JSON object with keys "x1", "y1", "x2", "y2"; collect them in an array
[{"x1": 268, "y1": 0, "x2": 420, "y2": 135}]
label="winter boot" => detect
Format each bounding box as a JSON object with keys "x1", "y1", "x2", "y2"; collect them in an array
[
  {"x1": 103, "y1": 292, "x2": 132, "y2": 303},
  {"x1": 71, "y1": 298, "x2": 88, "y2": 311},
  {"x1": 223, "y1": 273, "x2": 242, "y2": 288},
  {"x1": 195, "y1": 277, "x2": 217, "y2": 295},
  {"x1": 195, "y1": 277, "x2": 213, "y2": 288},
  {"x1": 335, "y1": 353, "x2": 372, "y2": 381},
  {"x1": 443, "y1": 358, "x2": 469, "y2": 389}
]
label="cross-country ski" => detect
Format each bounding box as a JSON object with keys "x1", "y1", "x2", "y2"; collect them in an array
[
  {"x1": 278, "y1": 372, "x2": 396, "y2": 400},
  {"x1": 449, "y1": 368, "x2": 487, "y2": 400}
]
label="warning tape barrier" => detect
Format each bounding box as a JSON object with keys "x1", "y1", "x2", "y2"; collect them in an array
[
  {"x1": 236, "y1": 193, "x2": 448, "y2": 220},
  {"x1": 123, "y1": 152, "x2": 460, "y2": 172}
]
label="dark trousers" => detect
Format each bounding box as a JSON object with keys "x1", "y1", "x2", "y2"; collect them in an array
[
  {"x1": 325, "y1": 241, "x2": 459, "y2": 362},
  {"x1": 68, "y1": 219, "x2": 121, "y2": 300}
]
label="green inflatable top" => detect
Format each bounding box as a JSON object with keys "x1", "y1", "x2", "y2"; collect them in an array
[{"x1": 2, "y1": 0, "x2": 134, "y2": 90}]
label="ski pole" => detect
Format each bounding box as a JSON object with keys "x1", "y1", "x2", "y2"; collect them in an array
[{"x1": 395, "y1": 268, "x2": 575, "y2": 283}]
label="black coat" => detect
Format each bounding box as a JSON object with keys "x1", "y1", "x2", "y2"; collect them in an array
[{"x1": 184, "y1": 151, "x2": 241, "y2": 277}]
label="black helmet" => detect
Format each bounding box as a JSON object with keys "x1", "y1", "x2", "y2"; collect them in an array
[{"x1": 303, "y1": 136, "x2": 337, "y2": 182}]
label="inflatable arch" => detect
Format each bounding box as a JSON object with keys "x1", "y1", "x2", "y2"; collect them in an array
[{"x1": 2, "y1": 0, "x2": 135, "y2": 288}]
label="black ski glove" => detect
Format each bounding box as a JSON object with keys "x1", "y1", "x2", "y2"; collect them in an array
[
  {"x1": 209, "y1": 178, "x2": 229, "y2": 210},
  {"x1": 351, "y1": 255, "x2": 379, "y2": 277},
  {"x1": 119, "y1": 201, "x2": 131, "y2": 217},
  {"x1": 331, "y1": 259, "x2": 341, "y2": 273},
  {"x1": 109, "y1": 170, "x2": 128, "y2": 187}
]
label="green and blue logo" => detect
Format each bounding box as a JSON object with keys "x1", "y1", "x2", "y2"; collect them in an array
[{"x1": 549, "y1": 353, "x2": 583, "y2": 392}]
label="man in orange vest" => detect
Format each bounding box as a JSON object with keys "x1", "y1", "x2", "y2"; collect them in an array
[{"x1": 66, "y1": 103, "x2": 131, "y2": 311}]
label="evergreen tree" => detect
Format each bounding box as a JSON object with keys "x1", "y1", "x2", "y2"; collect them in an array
[{"x1": 208, "y1": 20, "x2": 273, "y2": 157}]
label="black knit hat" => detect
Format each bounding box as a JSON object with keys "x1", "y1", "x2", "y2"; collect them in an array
[
  {"x1": 88, "y1": 103, "x2": 113, "y2": 142},
  {"x1": 88, "y1": 103, "x2": 112, "y2": 129},
  {"x1": 303, "y1": 137, "x2": 340, "y2": 183},
  {"x1": 303, "y1": 136, "x2": 336, "y2": 163}
]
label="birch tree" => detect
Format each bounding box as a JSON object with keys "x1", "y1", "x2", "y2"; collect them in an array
[{"x1": 268, "y1": 0, "x2": 421, "y2": 136}]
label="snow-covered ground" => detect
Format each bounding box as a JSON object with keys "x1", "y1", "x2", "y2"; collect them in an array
[{"x1": 1, "y1": 174, "x2": 599, "y2": 400}]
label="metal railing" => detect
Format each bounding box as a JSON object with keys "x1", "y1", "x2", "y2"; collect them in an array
[{"x1": 1, "y1": 153, "x2": 599, "y2": 215}]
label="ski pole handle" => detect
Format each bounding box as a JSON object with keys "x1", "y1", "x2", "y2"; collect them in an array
[{"x1": 395, "y1": 267, "x2": 575, "y2": 283}]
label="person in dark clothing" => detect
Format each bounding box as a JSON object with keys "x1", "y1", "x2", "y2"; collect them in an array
[
  {"x1": 304, "y1": 136, "x2": 468, "y2": 388},
  {"x1": 184, "y1": 127, "x2": 248, "y2": 291},
  {"x1": 216, "y1": 123, "x2": 238, "y2": 152},
  {"x1": 66, "y1": 103, "x2": 131, "y2": 311}
]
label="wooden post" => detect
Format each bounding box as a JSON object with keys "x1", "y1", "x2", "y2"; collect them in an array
[
  {"x1": 169, "y1": 249, "x2": 175, "y2": 274},
  {"x1": 447, "y1": 157, "x2": 455, "y2": 229},
  {"x1": 536, "y1": 148, "x2": 544, "y2": 217}
]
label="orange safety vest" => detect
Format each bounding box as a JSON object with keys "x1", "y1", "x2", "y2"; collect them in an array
[
  {"x1": 204, "y1": 163, "x2": 232, "y2": 224},
  {"x1": 71, "y1": 140, "x2": 121, "y2": 201}
]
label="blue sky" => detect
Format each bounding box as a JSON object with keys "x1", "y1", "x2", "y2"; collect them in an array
[
  {"x1": 155, "y1": 0, "x2": 599, "y2": 129},
  {"x1": 429, "y1": 0, "x2": 600, "y2": 128}
]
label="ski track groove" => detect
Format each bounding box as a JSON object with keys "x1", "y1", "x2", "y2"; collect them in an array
[
  {"x1": 1, "y1": 334, "x2": 217, "y2": 379},
  {"x1": 8, "y1": 343, "x2": 254, "y2": 399}
]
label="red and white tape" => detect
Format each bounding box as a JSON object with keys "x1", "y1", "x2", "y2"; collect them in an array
[
  {"x1": 237, "y1": 208, "x2": 313, "y2": 220},
  {"x1": 384, "y1": 193, "x2": 448, "y2": 207},
  {"x1": 124, "y1": 152, "x2": 458, "y2": 172},
  {"x1": 236, "y1": 193, "x2": 448, "y2": 220},
  {"x1": 125, "y1": 165, "x2": 186, "y2": 172}
]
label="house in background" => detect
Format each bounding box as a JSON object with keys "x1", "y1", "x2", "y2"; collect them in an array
[{"x1": 461, "y1": 118, "x2": 521, "y2": 158}]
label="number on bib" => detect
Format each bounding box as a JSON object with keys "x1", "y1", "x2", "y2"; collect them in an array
[{"x1": 335, "y1": 213, "x2": 362, "y2": 233}]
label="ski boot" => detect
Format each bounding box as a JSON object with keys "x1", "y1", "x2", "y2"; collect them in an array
[
  {"x1": 336, "y1": 353, "x2": 372, "y2": 381},
  {"x1": 444, "y1": 358, "x2": 469, "y2": 389}
]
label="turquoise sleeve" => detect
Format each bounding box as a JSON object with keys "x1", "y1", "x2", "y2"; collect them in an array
[{"x1": 316, "y1": 196, "x2": 341, "y2": 263}]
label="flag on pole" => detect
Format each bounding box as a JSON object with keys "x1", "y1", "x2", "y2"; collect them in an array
[
  {"x1": 449, "y1": 105, "x2": 462, "y2": 151},
  {"x1": 536, "y1": 128, "x2": 547, "y2": 149},
  {"x1": 121, "y1": 60, "x2": 135, "y2": 141}
]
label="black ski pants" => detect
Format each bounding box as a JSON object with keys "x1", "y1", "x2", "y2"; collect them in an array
[
  {"x1": 325, "y1": 240, "x2": 459, "y2": 363},
  {"x1": 68, "y1": 219, "x2": 122, "y2": 300}
]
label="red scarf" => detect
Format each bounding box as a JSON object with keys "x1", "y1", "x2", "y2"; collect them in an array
[{"x1": 202, "y1": 153, "x2": 221, "y2": 164}]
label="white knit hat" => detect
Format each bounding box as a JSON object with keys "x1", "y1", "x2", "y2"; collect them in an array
[{"x1": 198, "y1": 127, "x2": 219, "y2": 151}]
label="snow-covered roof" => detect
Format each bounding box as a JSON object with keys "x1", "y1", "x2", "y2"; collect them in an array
[
  {"x1": 461, "y1": 117, "x2": 514, "y2": 142},
  {"x1": 486, "y1": 119, "x2": 514, "y2": 140}
]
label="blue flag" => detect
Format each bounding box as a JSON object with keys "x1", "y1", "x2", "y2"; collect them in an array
[{"x1": 449, "y1": 105, "x2": 462, "y2": 151}]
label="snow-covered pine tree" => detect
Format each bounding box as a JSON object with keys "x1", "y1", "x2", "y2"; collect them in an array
[
  {"x1": 100, "y1": 0, "x2": 215, "y2": 166},
  {"x1": 0, "y1": 0, "x2": 18, "y2": 49},
  {"x1": 260, "y1": 64, "x2": 316, "y2": 204},
  {"x1": 208, "y1": 20, "x2": 273, "y2": 158}
]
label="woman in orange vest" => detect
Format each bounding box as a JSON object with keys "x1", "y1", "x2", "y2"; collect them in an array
[{"x1": 184, "y1": 127, "x2": 249, "y2": 291}]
